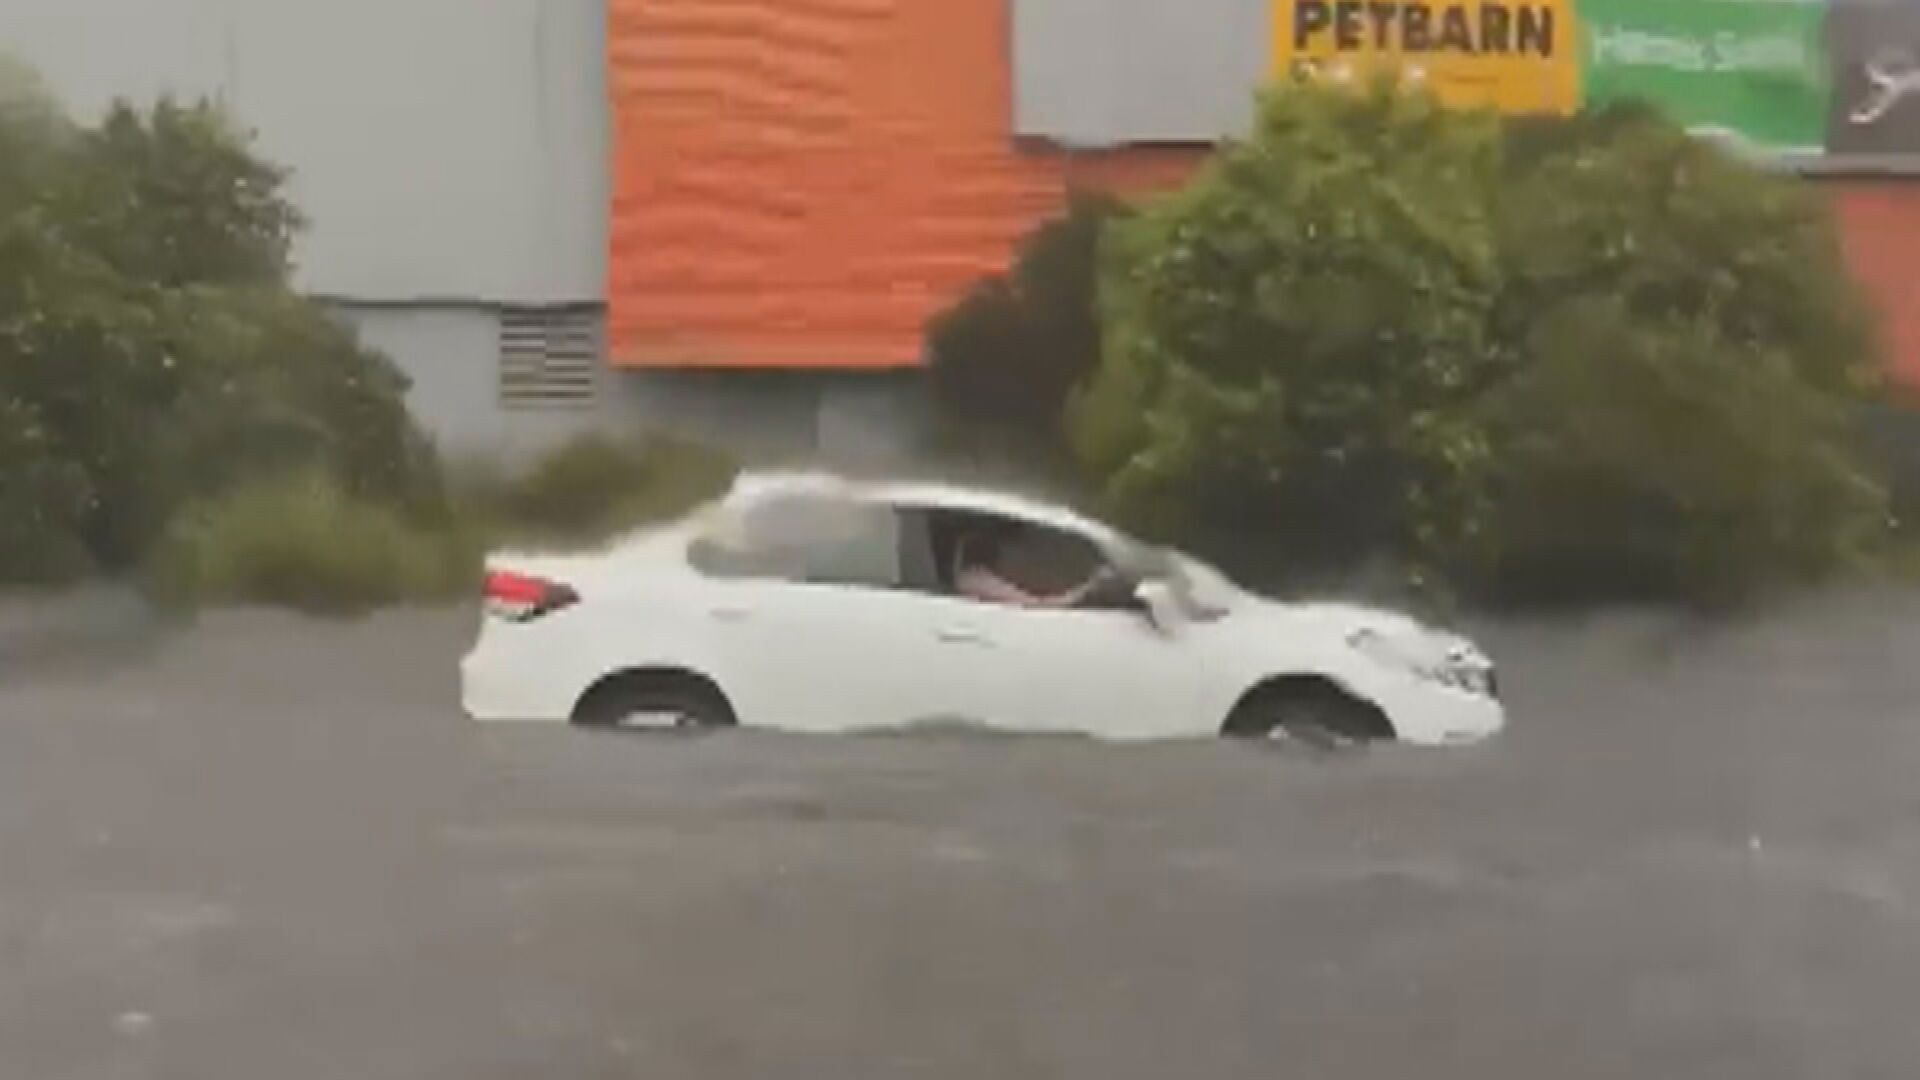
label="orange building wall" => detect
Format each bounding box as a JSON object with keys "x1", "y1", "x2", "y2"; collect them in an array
[
  {"x1": 606, "y1": 0, "x2": 1199, "y2": 369},
  {"x1": 1828, "y1": 183, "x2": 1920, "y2": 390}
]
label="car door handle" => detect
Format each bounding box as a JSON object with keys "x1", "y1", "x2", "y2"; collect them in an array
[
  {"x1": 936, "y1": 626, "x2": 989, "y2": 645},
  {"x1": 710, "y1": 605, "x2": 753, "y2": 623}
]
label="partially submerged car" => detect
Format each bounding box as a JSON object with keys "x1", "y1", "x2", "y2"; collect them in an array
[{"x1": 461, "y1": 472, "x2": 1505, "y2": 746}]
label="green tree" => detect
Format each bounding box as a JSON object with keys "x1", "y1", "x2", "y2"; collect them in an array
[
  {"x1": 0, "y1": 56, "x2": 70, "y2": 203},
  {"x1": 926, "y1": 193, "x2": 1128, "y2": 470},
  {"x1": 1074, "y1": 81, "x2": 1888, "y2": 605},
  {"x1": 1073, "y1": 79, "x2": 1503, "y2": 574},
  {"x1": 0, "y1": 397, "x2": 91, "y2": 581},
  {"x1": 59, "y1": 99, "x2": 301, "y2": 288},
  {"x1": 0, "y1": 83, "x2": 440, "y2": 581},
  {"x1": 1462, "y1": 107, "x2": 1886, "y2": 604}
]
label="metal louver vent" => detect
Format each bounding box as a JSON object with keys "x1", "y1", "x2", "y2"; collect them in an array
[{"x1": 499, "y1": 307, "x2": 600, "y2": 409}]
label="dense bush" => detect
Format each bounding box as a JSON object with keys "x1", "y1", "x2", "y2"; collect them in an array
[
  {"x1": 143, "y1": 434, "x2": 740, "y2": 615},
  {"x1": 1071, "y1": 79, "x2": 1888, "y2": 606},
  {"x1": 1865, "y1": 401, "x2": 1920, "y2": 549},
  {"x1": 1464, "y1": 300, "x2": 1884, "y2": 604},
  {"x1": 0, "y1": 398, "x2": 92, "y2": 582},
  {"x1": 152, "y1": 285, "x2": 446, "y2": 519},
  {"x1": 147, "y1": 472, "x2": 472, "y2": 616},
  {"x1": 0, "y1": 82, "x2": 442, "y2": 581},
  {"x1": 926, "y1": 194, "x2": 1129, "y2": 468},
  {"x1": 1461, "y1": 109, "x2": 1886, "y2": 603}
]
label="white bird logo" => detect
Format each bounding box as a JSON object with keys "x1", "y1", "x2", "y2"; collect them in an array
[{"x1": 1851, "y1": 47, "x2": 1920, "y2": 126}]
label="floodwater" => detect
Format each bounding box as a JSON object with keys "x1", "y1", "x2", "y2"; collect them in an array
[{"x1": 2, "y1": 589, "x2": 1918, "y2": 1079}]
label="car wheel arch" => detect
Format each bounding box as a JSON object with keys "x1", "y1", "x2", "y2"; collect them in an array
[
  {"x1": 571, "y1": 667, "x2": 738, "y2": 727},
  {"x1": 1222, "y1": 673, "x2": 1395, "y2": 740}
]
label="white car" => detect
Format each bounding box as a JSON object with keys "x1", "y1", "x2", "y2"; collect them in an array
[{"x1": 461, "y1": 472, "x2": 1506, "y2": 746}]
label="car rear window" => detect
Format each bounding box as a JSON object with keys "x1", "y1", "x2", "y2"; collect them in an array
[{"x1": 689, "y1": 494, "x2": 902, "y2": 588}]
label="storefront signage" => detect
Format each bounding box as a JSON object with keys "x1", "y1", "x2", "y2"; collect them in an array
[
  {"x1": 1273, "y1": 0, "x2": 1920, "y2": 160},
  {"x1": 1275, "y1": 0, "x2": 1580, "y2": 114}
]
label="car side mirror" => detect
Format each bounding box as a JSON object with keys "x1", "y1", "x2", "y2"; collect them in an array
[{"x1": 1134, "y1": 579, "x2": 1185, "y2": 634}]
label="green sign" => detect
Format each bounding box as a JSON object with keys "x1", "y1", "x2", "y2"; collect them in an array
[{"x1": 1577, "y1": 0, "x2": 1831, "y2": 153}]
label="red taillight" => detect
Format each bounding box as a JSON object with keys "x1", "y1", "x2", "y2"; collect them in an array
[{"x1": 482, "y1": 570, "x2": 579, "y2": 622}]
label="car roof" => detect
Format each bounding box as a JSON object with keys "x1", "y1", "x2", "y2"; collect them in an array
[{"x1": 724, "y1": 469, "x2": 1114, "y2": 537}]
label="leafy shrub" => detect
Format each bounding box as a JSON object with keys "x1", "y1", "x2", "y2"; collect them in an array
[
  {"x1": 147, "y1": 471, "x2": 473, "y2": 616},
  {"x1": 927, "y1": 193, "x2": 1129, "y2": 468},
  {"x1": 153, "y1": 285, "x2": 448, "y2": 521},
  {"x1": 1074, "y1": 79, "x2": 1889, "y2": 606},
  {"x1": 474, "y1": 433, "x2": 738, "y2": 547}
]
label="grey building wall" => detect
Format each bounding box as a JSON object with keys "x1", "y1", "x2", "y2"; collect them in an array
[
  {"x1": 599, "y1": 371, "x2": 930, "y2": 467},
  {"x1": 0, "y1": 0, "x2": 606, "y2": 304},
  {"x1": 339, "y1": 304, "x2": 928, "y2": 466},
  {"x1": 332, "y1": 304, "x2": 592, "y2": 463},
  {"x1": 1012, "y1": 0, "x2": 1272, "y2": 145},
  {"x1": 1, "y1": 0, "x2": 931, "y2": 467}
]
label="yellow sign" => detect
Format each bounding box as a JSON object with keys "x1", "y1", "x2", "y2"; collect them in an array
[{"x1": 1273, "y1": 0, "x2": 1579, "y2": 115}]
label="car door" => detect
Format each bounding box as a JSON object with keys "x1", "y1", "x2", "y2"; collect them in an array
[
  {"x1": 927, "y1": 513, "x2": 1208, "y2": 738},
  {"x1": 974, "y1": 599, "x2": 1206, "y2": 740},
  {"x1": 691, "y1": 495, "x2": 989, "y2": 733}
]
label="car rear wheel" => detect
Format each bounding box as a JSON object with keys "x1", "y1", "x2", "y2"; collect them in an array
[
  {"x1": 573, "y1": 674, "x2": 737, "y2": 733},
  {"x1": 1223, "y1": 680, "x2": 1392, "y2": 750}
]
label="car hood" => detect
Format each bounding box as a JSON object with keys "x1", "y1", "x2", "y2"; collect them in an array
[
  {"x1": 1231, "y1": 594, "x2": 1491, "y2": 670},
  {"x1": 1266, "y1": 599, "x2": 1430, "y2": 638},
  {"x1": 1224, "y1": 598, "x2": 1418, "y2": 642}
]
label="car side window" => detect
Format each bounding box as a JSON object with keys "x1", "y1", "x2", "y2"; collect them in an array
[
  {"x1": 929, "y1": 509, "x2": 1132, "y2": 611},
  {"x1": 997, "y1": 524, "x2": 1106, "y2": 595},
  {"x1": 688, "y1": 495, "x2": 902, "y2": 589}
]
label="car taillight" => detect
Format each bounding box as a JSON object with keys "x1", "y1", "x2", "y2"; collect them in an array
[{"x1": 482, "y1": 570, "x2": 579, "y2": 622}]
